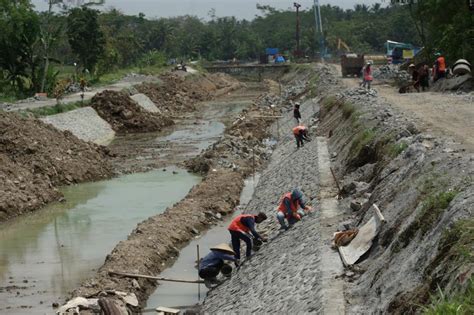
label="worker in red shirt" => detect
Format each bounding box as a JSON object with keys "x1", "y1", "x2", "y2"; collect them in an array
[
  {"x1": 277, "y1": 189, "x2": 312, "y2": 230},
  {"x1": 228, "y1": 212, "x2": 267, "y2": 262},
  {"x1": 293, "y1": 125, "x2": 311, "y2": 148},
  {"x1": 434, "y1": 53, "x2": 446, "y2": 81}
]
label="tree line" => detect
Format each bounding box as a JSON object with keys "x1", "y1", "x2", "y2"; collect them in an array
[{"x1": 1, "y1": 0, "x2": 470, "y2": 99}]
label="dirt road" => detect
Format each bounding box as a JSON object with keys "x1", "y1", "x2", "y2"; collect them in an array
[{"x1": 334, "y1": 64, "x2": 474, "y2": 151}]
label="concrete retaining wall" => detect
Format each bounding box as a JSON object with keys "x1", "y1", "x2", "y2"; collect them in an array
[
  {"x1": 130, "y1": 93, "x2": 161, "y2": 113},
  {"x1": 41, "y1": 107, "x2": 115, "y2": 145}
]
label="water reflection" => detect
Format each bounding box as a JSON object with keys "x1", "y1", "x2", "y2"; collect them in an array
[{"x1": 0, "y1": 168, "x2": 200, "y2": 314}]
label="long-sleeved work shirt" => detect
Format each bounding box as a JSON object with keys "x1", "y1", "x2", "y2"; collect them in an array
[
  {"x1": 239, "y1": 216, "x2": 263, "y2": 240},
  {"x1": 199, "y1": 250, "x2": 236, "y2": 271},
  {"x1": 282, "y1": 196, "x2": 306, "y2": 217}
]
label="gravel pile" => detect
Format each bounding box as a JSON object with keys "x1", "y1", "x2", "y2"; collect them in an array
[{"x1": 373, "y1": 64, "x2": 411, "y2": 86}]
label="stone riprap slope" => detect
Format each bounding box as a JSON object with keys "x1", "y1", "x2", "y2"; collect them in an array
[
  {"x1": 41, "y1": 107, "x2": 115, "y2": 145},
  {"x1": 203, "y1": 89, "x2": 328, "y2": 313},
  {"x1": 203, "y1": 64, "x2": 473, "y2": 314},
  {"x1": 0, "y1": 111, "x2": 112, "y2": 221}
]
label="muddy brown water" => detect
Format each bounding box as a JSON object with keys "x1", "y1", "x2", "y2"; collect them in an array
[
  {"x1": 0, "y1": 84, "x2": 264, "y2": 314},
  {"x1": 0, "y1": 168, "x2": 200, "y2": 314}
]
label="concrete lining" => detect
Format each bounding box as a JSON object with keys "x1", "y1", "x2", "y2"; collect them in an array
[
  {"x1": 41, "y1": 107, "x2": 115, "y2": 145},
  {"x1": 316, "y1": 137, "x2": 346, "y2": 315},
  {"x1": 130, "y1": 93, "x2": 161, "y2": 113}
]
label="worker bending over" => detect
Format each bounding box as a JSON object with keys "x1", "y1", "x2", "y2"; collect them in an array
[
  {"x1": 199, "y1": 243, "x2": 236, "y2": 288},
  {"x1": 277, "y1": 189, "x2": 312, "y2": 230},
  {"x1": 293, "y1": 125, "x2": 311, "y2": 148},
  {"x1": 228, "y1": 213, "x2": 268, "y2": 262}
]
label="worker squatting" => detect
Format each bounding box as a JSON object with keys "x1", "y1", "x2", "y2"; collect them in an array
[{"x1": 199, "y1": 108, "x2": 313, "y2": 289}]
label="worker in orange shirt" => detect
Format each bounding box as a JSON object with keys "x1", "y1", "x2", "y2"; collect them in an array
[
  {"x1": 293, "y1": 125, "x2": 311, "y2": 148},
  {"x1": 228, "y1": 212, "x2": 267, "y2": 262},
  {"x1": 277, "y1": 189, "x2": 313, "y2": 230},
  {"x1": 434, "y1": 53, "x2": 446, "y2": 82}
]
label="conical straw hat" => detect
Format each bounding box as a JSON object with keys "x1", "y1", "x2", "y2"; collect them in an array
[{"x1": 211, "y1": 243, "x2": 235, "y2": 255}]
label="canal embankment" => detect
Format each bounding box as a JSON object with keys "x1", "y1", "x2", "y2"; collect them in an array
[{"x1": 203, "y1": 63, "x2": 473, "y2": 314}]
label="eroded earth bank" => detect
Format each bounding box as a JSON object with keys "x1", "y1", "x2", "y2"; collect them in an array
[{"x1": 1, "y1": 64, "x2": 472, "y2": 314}]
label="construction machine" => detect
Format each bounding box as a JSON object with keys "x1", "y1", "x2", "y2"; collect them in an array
[{"x1": 341, "y1": 54, "x2": 365, "y2": 77}]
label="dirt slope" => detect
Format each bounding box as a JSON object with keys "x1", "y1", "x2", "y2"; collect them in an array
[
  {"x1": 0, "y1": 111, "x2": 112, "y2": 221},
  {"x1": 91, "y1": 90, "x2": 174, "y2": 134}
]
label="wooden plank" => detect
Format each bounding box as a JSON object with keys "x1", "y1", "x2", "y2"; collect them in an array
[
  {"x1": 337, "y1": 246, "x2": 350, "y2": 267},
  {"x1": 108, "y1": 271, "x2": 204, "y2": 284},
  {"x1": 372, "y1": 204, "x2": 386, "y2": 223}
]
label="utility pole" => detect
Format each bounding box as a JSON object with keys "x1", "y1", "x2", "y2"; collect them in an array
[
  {"x1": 294, "y1": 2, "x2": 301, "y2": 57},
  {"x1": 313, "y1": 0, "x2": 325, "y2": 60}
]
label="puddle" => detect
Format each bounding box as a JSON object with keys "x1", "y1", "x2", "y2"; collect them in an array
[
  {"x1": 145, "y1": 174, "x2": 260, "y2": 311},
  {"x1": 108, "y1": 94, "x2": 255, "y2": 173},
  {"x1": 162, "y1": 120, "x2": 225, "y2": 153},
  {"x1": 0, "y1": 167, "x2": 200, "y2": 314}
]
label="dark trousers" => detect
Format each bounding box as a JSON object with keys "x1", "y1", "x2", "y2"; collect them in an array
[
  {"x1": 229, "y1": 230, "x2": 252, "y2": 259},
  {"x1": 295, "y1": 134, "x2": 311, "y2": 148},
  {"x1": 199, "y1": 260, "x2": 223, "y2": 279}
]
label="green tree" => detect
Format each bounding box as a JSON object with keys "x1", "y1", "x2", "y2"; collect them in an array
[
  {"x1": 391, "y1": 0, "x2": 474, "y2": 63},
  {"x1": 0, "y1": 0, "x2": 41, "y2": 94},
  {"x1": 66, "y1": 6, "x2": 105, "y2": 72}
]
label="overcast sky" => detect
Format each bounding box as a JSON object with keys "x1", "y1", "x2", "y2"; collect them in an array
[{"x1": 31, "y1": 0, "x2": 387, "y2": 20}]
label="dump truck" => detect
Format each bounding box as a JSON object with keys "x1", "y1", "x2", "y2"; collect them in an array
[{"x1": 341, "y1": 53, "x2": 364, "y2": 77}]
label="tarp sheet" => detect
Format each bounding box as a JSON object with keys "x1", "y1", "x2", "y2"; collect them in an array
[{"x1": 338, "y1": 214, "x2": 384, "y2": 265}]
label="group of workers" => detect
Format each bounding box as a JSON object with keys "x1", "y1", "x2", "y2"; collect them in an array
[
  {"x1": 199, "y1": 96, "x2": 314, "y2": 288},
  {"x1": 198, "y1": 188, "x2": 312, "y2": 288},
  {"x1": 407, "y1": 53, "x2": 446, "y2": 92}
]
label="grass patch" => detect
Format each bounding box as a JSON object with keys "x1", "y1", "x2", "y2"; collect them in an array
[
  {"x1": 423, "y1": 278, "x2": 474, "y2": 315},
  {"x1": 387, "y1": 141, "x2": 409, "y2": 157},
  {"x1": 349, "y1": 128, "x2": 376, "y2": 156},
  {"x1": 308, "y1": 73, "x2": 321, "y2": 97},
  {"x1": 321, "y1": 96, "x2": 338, "y2": 110},
  {"x1": 93, "y1": 64, "x2": 169, "y2": 86},
  {"x1": 342, "y1": 102, "x2": 356, "y2": 119},
  {"x1": 394, "y1": 190, "x2": 458, "y2": 252},
  {"x1": 19, "y1": 100, "x2": 88, "y2": 118}
]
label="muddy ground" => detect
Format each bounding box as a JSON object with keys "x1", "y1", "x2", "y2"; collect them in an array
[
  {"x1": 0, "y1": 111, "x2": 113, "y2": 222},
  {"x1": 108, "y1": 83, "x2": 262, "y2": 175},
  {"x1": 69, "y1": 79, "x2": 286, "y2": 312},
  {"x1": 0, "y1": 71, "x2": 252, "y2": 314}
]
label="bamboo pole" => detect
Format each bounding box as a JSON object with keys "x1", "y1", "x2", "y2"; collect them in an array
[
  {"x1": 372, "y1": 204, "x2": 386, "y2": 223},
  {"x1": 108, "y1": 271, "x2": 205, "y2": 284},
  {"x1": 330, "y1": 167, "x2": 342, "y2": 197},
  {"x1": 197, "y1": 244, "x2": 201, "y2": 300}
]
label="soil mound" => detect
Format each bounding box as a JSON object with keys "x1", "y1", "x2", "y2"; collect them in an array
[
  {"x1": 90, "y1": 90, "x2": 173, "y2": 134},
  {"x1": 0, "y1": 111, "x2": 112, "y2": 221},
  {"x1": 136, "y1": 72, "x2": 241, "y2": 114}
]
